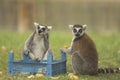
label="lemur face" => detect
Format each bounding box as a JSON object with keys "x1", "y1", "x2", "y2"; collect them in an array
[
  {"x1": 34, "y1": 22, "x2": 52, "y2": 35},
  {"x1": 69, "y1": 24, "x2": 87, "y2": 37}
]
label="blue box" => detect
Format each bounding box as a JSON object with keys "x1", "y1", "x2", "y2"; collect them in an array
[{"x1": 8, "y1": 50, "x2": 67, "y2": 77}]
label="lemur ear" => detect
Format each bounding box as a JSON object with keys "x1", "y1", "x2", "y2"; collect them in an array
[
  {"x1": 34, "y1": 22, "x2": 39, "y2": 27},
  {"x1": 82, "y1": 24, "x2": 87, "y2": 30},
  {"x1": 69, "y1": 25, "x2": 74, "y2": 29},
  {"x1": 47, "y1": 26, "x2": 52, "y2": 30}
]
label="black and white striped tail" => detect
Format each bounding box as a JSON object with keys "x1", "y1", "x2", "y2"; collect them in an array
[{"x1": 98, "y1": 68, "x2": 120, "y2": 73}]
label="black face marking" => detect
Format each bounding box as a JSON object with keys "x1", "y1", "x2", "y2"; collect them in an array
[
  {"x1": 38, "y1": 26, "x2": 50, "y2": 36},
  {"x1": 78, "y1": 29, "x2": 82, "y2": 33},
  {"x1": 34, "y1": 23, "x2": 52, "y2": 36},
  {"x1": 72, "y1": 24, "x2": 86, "y2": 38},
  {"x1": 37, "y1": 26, "x2": 46, "y2": 34},
  {"x1": 41, "y1": 28, "x2": 45, "y2": 31},
  {"x1": 38, "y1": 30, "x2": 42, "y2": 33},
  {"x1": 38, "y1": 28, "x2": 46, "y2": 33},
  {"x1": 73, "y1": 28, "x2": 77, "y2": 33},
  {"x1": 75, "y1": 33, "x2": 80, "y2": 37}
]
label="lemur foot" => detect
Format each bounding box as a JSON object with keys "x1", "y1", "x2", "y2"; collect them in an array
[
  {"x1": 29, "y1": 53, "x2": 36, "y2": 60},
  {"x1": 23, "y1": 50, "x2": 30, "y2": 56}
]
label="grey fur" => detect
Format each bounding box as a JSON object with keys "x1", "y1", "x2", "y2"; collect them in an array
[
  {"x1": 61, "y1": 24, "x2": 98, "y2": 75},
  {"x1": 23, "y1": 23, "x2": 52, "y2": 60},
  {"x1": 62, "y1": 24, "x2": 120, "y2": 74}
]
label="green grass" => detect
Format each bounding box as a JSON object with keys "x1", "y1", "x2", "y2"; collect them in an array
[{"x1": 0, "y1": 30, "x2": 120, "y2": 80}]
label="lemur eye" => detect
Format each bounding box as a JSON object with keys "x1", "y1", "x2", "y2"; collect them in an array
[
  {"x1": 78, "y1": 29, "x2": 82, "y2": 33},
  {"x1": 73, "y1": 29, "x2": 77, "y2": 33},
  {"x1": 41, "y1": 28, "x2": 45, "y2": 31}
]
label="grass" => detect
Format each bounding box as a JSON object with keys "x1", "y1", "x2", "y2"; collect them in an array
[{"x1": 0, "y1": 30, "x2": 120, "y2": 80}]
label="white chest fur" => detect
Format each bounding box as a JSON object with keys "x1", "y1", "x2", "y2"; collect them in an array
[{"x1": 32, "y1": 36, "x2": 46, "y2": 59}]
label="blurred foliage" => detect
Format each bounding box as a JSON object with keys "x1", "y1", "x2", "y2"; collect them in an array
[{"x1": 0, "y1": 0, "x2": 120, "y2": 33}]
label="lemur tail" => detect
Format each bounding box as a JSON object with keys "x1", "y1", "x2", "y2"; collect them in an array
[{"x1": 98, "y1": 68, "x2": 120, "y2": 73}]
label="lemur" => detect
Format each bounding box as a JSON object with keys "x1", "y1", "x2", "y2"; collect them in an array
[
  {"x1": 61, "y1": 24, "x2": 120, "y2": 75},
  {"x1": 23, "y1": 22, "x2": 52, "y2": 60}
]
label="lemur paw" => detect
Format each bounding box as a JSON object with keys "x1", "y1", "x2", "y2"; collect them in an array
[
  {"x1": 35, "y1": 58, "x2": 41, "y2": 62},
  {"x1": 23, "y1": 50, "x2": 30, "y2": 56},
  {"x1": 60, "y1": 48, "x2": 67, "y2": 53},
  {"x1": 35, "y1": 57, "x2": 43, "y2": 61},
  {"x1": 29, "y1": 53, "x2": 36, "y2": 60}
]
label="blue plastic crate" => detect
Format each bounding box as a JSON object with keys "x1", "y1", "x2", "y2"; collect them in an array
[{"x1": 8, "y1": 50, "x2": 67, "y2": 77}]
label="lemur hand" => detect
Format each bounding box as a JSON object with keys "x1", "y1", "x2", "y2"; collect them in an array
[
  {"x1": 23, "y1": 49, "x2": 30, "y2": 56},
  {"x1": 60, "y1": 48, "x2": 68, "y2": 53},
  {"x1": 60, "y1": 45, "x2": 68, "y2": 53}
]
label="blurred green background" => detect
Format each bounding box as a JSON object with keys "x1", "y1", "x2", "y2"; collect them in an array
[{"x1": 0, "y1": 0, "x2": 120, "y2": 33}]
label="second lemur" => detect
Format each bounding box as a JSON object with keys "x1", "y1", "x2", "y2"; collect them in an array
[
  {"x1": 23, "y1": 22, "x2": 52, "y2": 60},
  {"x1": 61, "y1": 24, "x2": 120, "y2": 75}
]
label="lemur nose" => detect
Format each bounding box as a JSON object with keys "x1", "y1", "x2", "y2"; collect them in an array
[
  {"x1": 75, "y1": 33, "x2": 80, "y2": 37},
  {"x1": 38, "y1": 30, "x2": 42, "y2": 33}
]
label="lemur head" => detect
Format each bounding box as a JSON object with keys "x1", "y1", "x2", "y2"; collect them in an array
[
  {"x1": 69, "y1": 24, "x2": 87, "y2": 37},
  {"x1": 34, "y1": 22, "x2": 52, "y2": 35}
]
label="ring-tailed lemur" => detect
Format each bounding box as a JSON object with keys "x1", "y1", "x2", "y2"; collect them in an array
[
  {"x1": 61, "y1": 24, "x2": 120, "y2": 75},
  {"x1": 23, "y1": 22, "x2": 52, "y2": 60}
]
